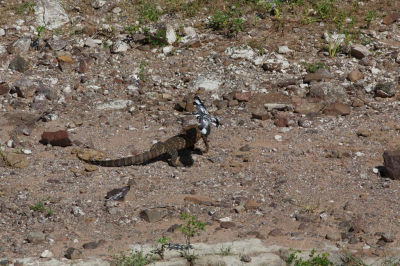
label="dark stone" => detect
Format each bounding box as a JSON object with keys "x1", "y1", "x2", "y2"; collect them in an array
[
  {"x1": 9, "y1": 53, "x2": 30, "y2": 73},
  {"x1": 0, "y1": 82, "x2": 10, "y2": 95},
  {"x1": 383, "y1": 150, "x2": 400, "y2": 180},
  {"x1": 220, "y1": 221, "x2": 236, "y2": 229},
  {"x1": 140, "y1": 208, "x2": 168, "y2": 223},
  {"x1": 239, "y1": 144, "x2": 251, "y2": 152},
  {"x1": 41, "y1": 130, "x2": 72, "y2": 147},
  {"x1": 374, "y1": 82, "x2": 396, "y2": 98},
  {"x1": 65, "y1": 247, "x2": 82, "y2": 260},
  {"x1": 83, "y1": 242, "x2": 99, "y2": 249},
  {"x1": 274, "y1": 117, "x2": 288, "y2": 127},
  {"x1": 304, "y1": 73, "x2": 323, "y2": 83},
  {"x1": 268, "y1": 228, "x2": 284, "y2": 236},
  {"x1": 167, "y1": 224, "x2": 179, "y2": 233}
]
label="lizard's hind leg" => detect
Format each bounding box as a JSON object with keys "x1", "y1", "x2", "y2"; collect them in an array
[{"x1": 166, "y1": 147, "x2": 182, "y2": 167}]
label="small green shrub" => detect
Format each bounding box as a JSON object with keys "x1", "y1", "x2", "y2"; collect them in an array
[
  {"x1": 287, "y1": 249, "x2": 334, "y2": 266},
  {"x1": 30, "y1": 198, "x2": 53, "y2": 217},
  {"x1": 303, "y1": 62, "x2": 325, "y2": 73},
  {"x1": 178, "y1": 213, "x2": 206, "y2": 264},
  {"x1": 17, "y1": 1, "x2": 35, "y2": 14},
  {"x1": 156, "y1": 236, "x2": 171, "y2": 259},
  {"x1": 112, "y1": 250, "x2": 154, "y2": 266}
]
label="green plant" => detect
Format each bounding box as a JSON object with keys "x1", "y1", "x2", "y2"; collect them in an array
[
  {"x1": 219, "y1": 244, "x2": 233, "y2": 256},
  {"x1": 365, "y1": 10, "x2": 375, "y2": 28},
  {"x1": 124, "y1": 24, "x2": 139, "y2": 34},
  {"x1": 156, "y1": 236, "x2": 171, "y2": 259},
  {"x1": 143, "y1": 28, "x2": 167, "y2": 47},
  {"x1": 139, "y1": 1, "x2": 161, "y2": 22},
  {"x1": 230, "y1": 18, "x2": 244, "y2": 36},
  {"x1": 303, "y1": 62, "x2": 325, "y2": 73},
  {"x1": 36, "y1": 26, "x2": 45, "y2": 38},
  {"x1": 210, "y1": 11, "x2": 229, "y2": 31},
  {"x1": 178, "y1": 213, "x2": 206, "y2": 265},
  {"x1": 287, "y1": 249, "x2": 334, "y2": 266},
  {"x1": 30, "y1": 198, "x2": 53, "y2": 217},
  {"x1": 315, "y1": 0, "x2": 334, "y2": 20},
  {"x1": 112, "y1": 249, "x2": 154, "y2": 266},
  {"x1": 30, "y1": 200, "x2": 46, "y2": 213},
  {"x1": 139, "y1": 61, "x2": 146, "y2": 81},
  {"x1": 17, "y1": 1, "x2": 35, "y2": 14}
]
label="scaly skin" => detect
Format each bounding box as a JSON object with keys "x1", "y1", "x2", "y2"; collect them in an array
[{"x1": 81, "y1": 125, "x2": 208, "y2": 167}]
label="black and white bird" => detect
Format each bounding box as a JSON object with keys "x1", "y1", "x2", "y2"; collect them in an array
[{"x1": 192, "y1": 96, "x2": 219, "y2": 137}]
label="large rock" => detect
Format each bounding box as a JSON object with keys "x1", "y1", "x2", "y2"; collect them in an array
[
  {"x1": 41, "y1": 130, "x2": 72, "y2": 147},
  {"x1": 309, "y1": 81, "x2": 347, "y2": 104},
  {"x1": 383, "y1": 150, "x2": 400, "y2": 180},
  {"x1": 7, "y1": 38, "x2": 31, "y2": 54},
  {"x1": 9, "y1": 54, "x2": 30, "y2": 73},
  {"x1": 35, "y1": 0, "x2": 70, "y2": 30},
  {"x1": 374, "y1": 82, "x2": 397, "y2": 98},
  {"x1": 323, "y1": 103, "x2": 350, "y2": 116},
  {"x1": 140, "y1": 208, "x2": 168, "y2": 223}
]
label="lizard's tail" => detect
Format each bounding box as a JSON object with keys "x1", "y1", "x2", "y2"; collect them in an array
[{"x1": 83, "y1": 149, "x2": 161, "y2": 167}]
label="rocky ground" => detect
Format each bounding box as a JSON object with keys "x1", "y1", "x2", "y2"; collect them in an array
[{"x1": 2, "y1": 0, "x2": 400, "y2": 265}]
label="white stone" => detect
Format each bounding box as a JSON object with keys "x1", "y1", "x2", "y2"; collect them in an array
[
  {"x1": 278, "y1": 46, "x2": 293, "y2": 54},
  {"x1": 165, "y1": 24, "x2": 176, "y2": 44},
  {"x1": 22, "y1": 149, "x2": 32, "y2": 155},
  {"x1": 35, "y1": 0, "x2": 70, "y2": 30},
  {"x1": 84, "y1": 38, "x2": 99, "y2": 47},
  {"x1": 183, "y1": 26, "x2": 196, "y2": 37},
  {"x1": 225, "y1": 45, "x2": 255, "y2": 60},
  {"x1": 275, "y1": 135, "x2": 282, "y2": 141},
  {"x1": 40, "y1": 250, "x2": 53, "y2": 258},
  {"x1": 219, "y1": 217, "x2": 231, "y2": 222},
  {"x1": 162, "y1": 46, "x2": 174, "y2": 54},
  {"x1": 190, "y1": 75, "x2": 222, "y2": 91},
  {"x1": 112, "y1": 7, "x2": 122, "y2": 13},
  {"x1": 0, "y1": 28, "x2": 5, "y2": 36},
  {"x1": 111, "y1": 39, "x2": 129, "y2": 53},
  {"x1": 371, "y1": 67, "x2": 381, "y2": 74}
]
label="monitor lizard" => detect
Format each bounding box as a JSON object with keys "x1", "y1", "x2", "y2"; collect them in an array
[{"x1": 78, "y1": 124, "x2": 208, "y2": 167}]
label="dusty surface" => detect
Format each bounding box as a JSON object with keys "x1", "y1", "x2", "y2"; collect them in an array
[{"x1": 2, "y1": 0, "x2": 400, "y2": 264}]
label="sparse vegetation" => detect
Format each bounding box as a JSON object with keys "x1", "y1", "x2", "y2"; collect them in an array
[
  {"x1": 35, "y1": 26, "x2": 46, "y2": 38},
  {"x1": 178, "y1": 213, "x2": 206, "y2": 265},
  {"x1": 303, "y1": 62, "x2": 326, "y2": 73},
  {"x1": 139, "y1": 60, "x2": 146, "y2": 81},
  {"x1": 156, "y1": 236, "x2": 171, "y2": 260},
  {"x1": 17, "y1": 1, "x2": 35, "y2": 14},
  {"x1": 287, "y1": 249, "x2": 334, "y2": 266},
  {"x1": 112, "y1": 249, "x2": 154, "y2": 266},
  {"x1": 30, "y1": 198, "x2": 53, "y2": 217}
]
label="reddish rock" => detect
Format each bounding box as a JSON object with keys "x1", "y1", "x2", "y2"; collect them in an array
[
  {"x1": 244, "y1": 200, "x2": 260, "y2": 210},
  {"x1": 251, "y1": 112, "x2": 270, "y2": 120},
  {"x1": 323, "y1": 103, "x2": 350, "y2": 116},
  {"x1": 0, "y1": 82, "x2": 10, "y2": 95},
  {"x1": 78, "y1": 59, "x2": 89, "y2": 73},
  {"x1": 347, "y1": 70, "x2": 364, "y2": 82},
  {"x1": 383, "y1": 13, "x2": 400, "y2": 25},
  {"x1": 41, "y1": 130, "x2": 72, "y2": 147},
  {"x1": 57, "y1": 55, "x2": 74, "y2": 63},
  {"x1": 235, "y1": 91, "x2": 251, "y2": 102},
  {"x1": 184, "y1": 195, "x2": 215, "y2": 206},
  {"x1": 274, "y1": 117, "x2": 288, "y2": 127},
  {"x1": 383, "y1": 150, "x2": 400, "y2": 180},
  {"x1": 220, "y1": 221, "x2": 236, "y2": 229}
]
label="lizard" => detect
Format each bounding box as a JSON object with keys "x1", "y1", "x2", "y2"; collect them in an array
[{"x1": 78, "y1": 124, "x2": 208, "y2": 167}]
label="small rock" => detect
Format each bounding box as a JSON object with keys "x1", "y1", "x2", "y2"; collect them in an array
[
  {"x1": 27, "y1": 231, "x2": 45, "y2": 244},
  {"x1": 382, "y1": 231, "x2": 396, "y2": 243},
  {"x1": 220, "y1": 221, "x2": 236, "y2": 229},
  {"x1": 326, "y1": 232, "x2": 341, "y2": 242},
  {"x1": 40, "y1": 250, "x2": 53, "y2": 258},
  {"x1": 78, "y1": 59, "x2": 90, "y2": 73},
  {"x1": 235, "y1": 91, "x2": 251, "y2": 101},
  {"x1": 351, "y1": 44, "x2": 371, "y2": 59},
  {"x1": 240, "y1": 255, "x2": 252, "y2": 262},
  {"x1": 239, "y1": 144, "x2": 251, "y2": 152},
  {"x1": 7, "y1": 38, "x2": 31, "y2": 54},
  {"x1": 304, "y1": 73, "x2": 323, "y2": 83},
  {"x1": 323, "y1": 103, "x2": 350, "y2": 116},
  {"x1": 2, "y1": 153, "x2": 29, "y2": 168},
  {"x1": 111, "y1": 40, "x2": 129, "y2": 53},
  {"x1": 83, "y1": 242, "x2": 99, "y2": 249},
  {"x1": 295, "y1": 103, "x2": 324, "y2": 114},
  {"x1": 383, "y1": 150, "x2": 400, "y2": 180},
  {"x1": 65, "y1": 247, "x2": 82, "y2": 260},
  {"x1": 244, "y1": 200, "x2": 259, "y2": 210},
  {"x1": 295, "y1": 214, "x2": 315, "y2": 223},
  {"x1": 0, "y1": 82, "x2": 10, "y2": 95},
  {"x1": 41, "y1": 130, "x2": 72, "y2": 147},
  {"x1": 268, "y1": 228, "x2": 284, "y2": 237},
  {"x1": 374, "y1": 82, "x2": 397, "y2": 98},
  {"x1": 382, "y1": 13, "x2": 400, "y2": 25},
  {"x1": 278, "y1": 46, "x2": 293, "y2": 54},
  {"x1": 9, "y1": 53, "x2": 30, "y2": 73},
  {"x1": 184, "y1": 195, "x2": 215, "y2": 206},
  {"x1": 274, "y1": 117, "x2": 288, "y2": 127},
  {"x1": 140, "y1": 208, "x2": 168, "y2": 223},
  {"x1": 347, "y1": 70, "x2": 364, "y2": 82}
]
